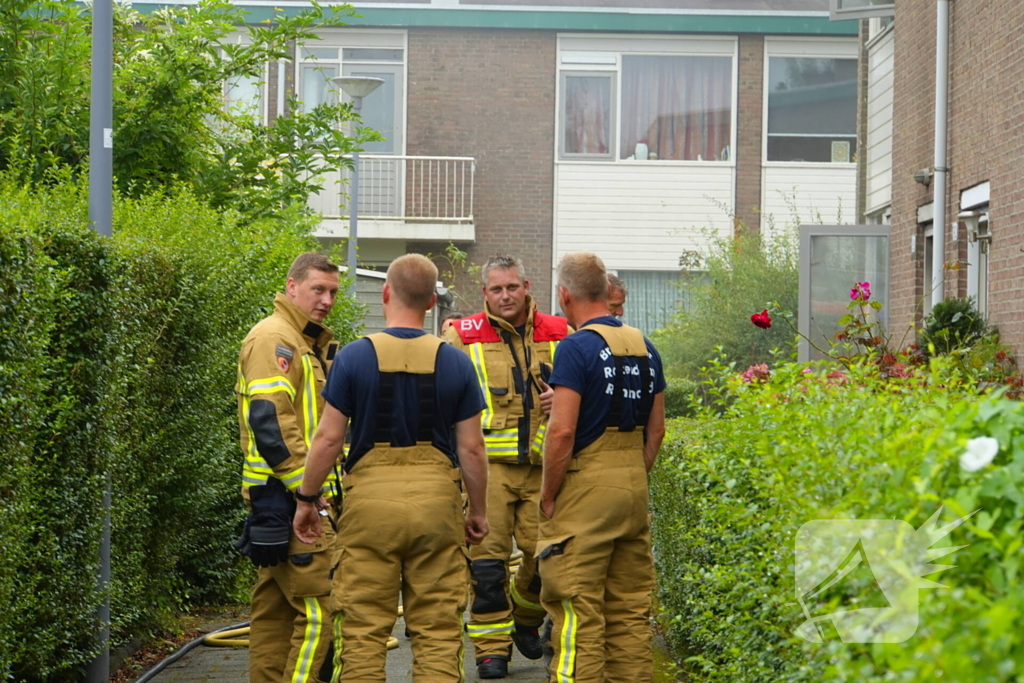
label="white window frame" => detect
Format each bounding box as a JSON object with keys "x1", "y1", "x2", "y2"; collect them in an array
[
  {"x1": 223, "y1": 32, "x2": 269, "y2": 125},
  {"x1": 762, "y1": 37, "x2": 860, "y2": 168},
  {"x1": 555, "y1": 34, "x2": 738, "y2": 167},
  {"x1": 961, "y1": 182, "x2": 991, "y2": 317},
  {"x1": 558, "y1": 70, "x2": 617, "y2": 161},
  {"x1": 294, "y1": 29, "x2": 408, "y2": 156},
  {"x1": 830, "y1": 0, "x2": 895, "y2": 22}
]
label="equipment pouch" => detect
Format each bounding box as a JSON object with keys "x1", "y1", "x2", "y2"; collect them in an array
[{"x1": 535, "y1": 534, "x2": 577, "y2": 601}]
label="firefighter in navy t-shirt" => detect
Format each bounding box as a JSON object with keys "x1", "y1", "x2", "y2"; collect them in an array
[
  {"x1": 538, "y1": 252, "x2": 667, "y2": 683},
  {"x1": 293, "y1": 254, "x2": 490, "y2": 683}
]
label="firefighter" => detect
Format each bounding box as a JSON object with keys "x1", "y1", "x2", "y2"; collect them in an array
[
  {"x1": 443, "y1": 255, "x2": 570, "y2": 679},
  {"x1": 234, "y1": 252, "x2": 342, "y2": 683},
  {"x1": 539, "y1": 251, "x2": 667, "y2": 683},
  {"x1": 607, "y1": 274, "x2": 627, "y2": 319},
  {"x1": 293, "y1": 253, "x2": 490, "y2": 683}
]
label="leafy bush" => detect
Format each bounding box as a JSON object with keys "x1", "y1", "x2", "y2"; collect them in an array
[
  {"x1": 0, "y1": 178, "x2": 361, "y2": 681},
  {"x1": 663, "y1": 377, "x2": 700, "y2": 419},
  {"x1": 921, "y1": 296, "x2": 988, "y2": 356},
  {"x1": 0, "y1": 0, "x2": 373, "y2": 219},
  {"x1": 653, "y1": 229, "x2": 798, "y2": 381},
  {"x1": 651, "y1": 358, "x2": 1024, "y2": 683}
]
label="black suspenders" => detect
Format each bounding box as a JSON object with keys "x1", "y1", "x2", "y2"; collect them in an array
[{"x1": 373, "y1": 346, "x2": 442, "y2": 446}]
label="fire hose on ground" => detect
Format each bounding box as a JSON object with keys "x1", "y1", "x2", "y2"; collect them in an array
[{"x1": 133, "y1": 550, "x2": 524, "y2": 681}]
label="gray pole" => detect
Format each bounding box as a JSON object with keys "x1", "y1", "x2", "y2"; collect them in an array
[
  {"x1": 347, "y1": 96, "x2": 362, "y2": 296},
  {"x1": 89, "y1": 0, "x2": 113, "y2": 239},
  {"x1": 85, "y1": 0, "x2": 113, "y2": 680}
]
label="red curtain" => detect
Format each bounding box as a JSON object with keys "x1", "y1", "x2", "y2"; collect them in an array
[
  {"x1": 564, "y1": 76, "x2": 610, "y2": 155},
  {"x1": 620, "y1": 56, "x2": 732, "y2": 161}
]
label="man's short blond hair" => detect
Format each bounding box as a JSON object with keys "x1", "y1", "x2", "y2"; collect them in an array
[
  {"x1": 387, "y1": 254, "x2": 438, "y2": 309},
  {"x1": 557, "y1": 252, "x2": 608, "y2": 302},
  {"x1": 288, "y1": 252, "x2": 338, "y2": 283}
]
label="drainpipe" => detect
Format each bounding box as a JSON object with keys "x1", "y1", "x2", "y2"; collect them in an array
[{"x1": 931, "y1": 0, "x2": 951, "y2": 304}]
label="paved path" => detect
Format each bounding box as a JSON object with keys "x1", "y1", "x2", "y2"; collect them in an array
[{"x1": 137, "y1": 614, "x2": 548, "y2": 683}]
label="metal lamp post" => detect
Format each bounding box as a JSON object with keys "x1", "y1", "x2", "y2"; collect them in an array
[
  {"x1": 85, "y1": 0, "x2": 113, "y2": 680},
  {"x1": 330, "y1": 76, "x2": 384, "y2": 295}
]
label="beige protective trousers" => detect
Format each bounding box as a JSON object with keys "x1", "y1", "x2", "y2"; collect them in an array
[
  {"x1": 250, "y1": 529, "x2": 336, "y2": 683},
  {"x1": 537, "y1": 431, "x2": 655, "y2": 683},
  {"x1": 331, "y1": 446, "x2": 469, "y2": 683},
  {"x1": 468, "y1": 462, "x2": 546, "y2": 659}
]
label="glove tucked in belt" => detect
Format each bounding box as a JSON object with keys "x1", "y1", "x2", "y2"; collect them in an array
[{"x1": 235, "y1": 477, "x2": 296, "y2": 568}]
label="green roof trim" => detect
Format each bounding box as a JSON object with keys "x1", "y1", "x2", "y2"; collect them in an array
[{"x1": 131, "y1": 4, "x2": 859, "y2": 35}]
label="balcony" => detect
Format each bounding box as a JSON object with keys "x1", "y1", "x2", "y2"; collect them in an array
[{"x1": 309, "y1": 155, "x2": 476, "y2": 242}]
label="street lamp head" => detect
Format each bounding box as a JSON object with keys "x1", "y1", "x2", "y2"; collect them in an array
[{"x1": 331, "y1": 76, "x2": 385, "y2": 100}]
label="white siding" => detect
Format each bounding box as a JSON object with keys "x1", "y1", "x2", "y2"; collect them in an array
[
  {"x1": 865, "y1": 29, "x2": 894, "y2": 214},
  {"x1": 554, "y1": 163, "x2": 734, "y2": 270},
  {"x1": 761, "y1": 165, "x2": 857, "y2": 238}
]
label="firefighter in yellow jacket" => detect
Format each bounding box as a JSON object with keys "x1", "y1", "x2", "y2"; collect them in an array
[
  {"x1": 538, "y1": 252, "x2": 667, "y2": 683},
  {"x1": 444, "y1": 255, "x2": 570, "y2": 679},
  {"x1": 235, "y1": 252, "x2": 341, "y2": 683},
  {"x1": 294, "y1": 253, "x2": 490, "y2": 683}
]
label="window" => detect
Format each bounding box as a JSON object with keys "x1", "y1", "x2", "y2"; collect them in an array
[
  {"x1": 616, "y1": 270, "x2": 698, "y2": 334},
  {"x1": 619, "y1": 56, "x2": 732, "y2": 161},
  {"x1": 557, "y1": 39, "x2": 736, "y2": 163},
  {"x1": 224, "y1": 72, "x2": 264, "y2": 121},
  {"x1": 297, "y1": 44, "x2": 405, "y2": 154},
  {"x1": 830, "y1": 0, "x2": 895, "y2": 21},
  {"x1": 767, "y1": 57, "x2": 857, "y2": 163},
  {"x1": 561, "y1": 72, "x2": 614, "y2": 159}
]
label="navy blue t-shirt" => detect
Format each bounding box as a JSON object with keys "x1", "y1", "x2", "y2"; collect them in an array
[
  {"x1": 548, "y1": 316, "x2": 667, "y2": 455},
  {"x1": 323, "y1": 328, "x2": 485, "y2": 471}
]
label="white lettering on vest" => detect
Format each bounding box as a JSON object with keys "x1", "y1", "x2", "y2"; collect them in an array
[
  {"x1": 605, "y1": 383, "x2": 615, "y2": 395},
  {"x1": 461, "y1": 318, "x2": 484, "y2": 332},
  {"x1": 604, "y1": 366, "x2": 615, "y2": 378},
  {"x1": 599, "y1": 347, "x2": 611, "y2": 361}
]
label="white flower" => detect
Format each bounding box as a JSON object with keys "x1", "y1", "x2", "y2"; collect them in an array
[{"x1": 960, "y1": 436, "x2": 999, "y2": 472}]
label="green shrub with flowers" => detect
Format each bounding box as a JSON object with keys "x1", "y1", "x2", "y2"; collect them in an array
[{"x1": 651, "y1": 280, "x2": 1024, "y2": 683}]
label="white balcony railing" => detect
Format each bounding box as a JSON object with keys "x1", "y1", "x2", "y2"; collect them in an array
[{"x1": 309, "y1": 154, "x2": 476, "y2": 223}]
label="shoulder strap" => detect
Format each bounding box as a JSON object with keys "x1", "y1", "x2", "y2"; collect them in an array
[
  {"x1": 579, "y1": 323, "x2": 654, "y2": 430},
  {"x1": 367, "y1": 334, "x2": 443, "y2": 446},
  {"x1": 367, "y1": 333, "x2": 443, "y2": 374}
]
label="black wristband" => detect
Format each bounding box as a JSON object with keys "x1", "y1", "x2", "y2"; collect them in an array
[{"x1": 294, "y1": 490, "x2": 319, "y2": 504}]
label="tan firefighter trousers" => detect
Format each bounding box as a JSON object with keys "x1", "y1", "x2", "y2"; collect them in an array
[
  {"x1": 330, "y1": 445, "x2": 470, "y2": 683},
  {"x1": 468, "y1": 462, "x2": 546, "y2": 660},
  {"x1": 537, "y1": 430, "x2": 655, "y2": 683},
  {"x1": 250, "y1": 526, "x2": 337, "y2": 683}
]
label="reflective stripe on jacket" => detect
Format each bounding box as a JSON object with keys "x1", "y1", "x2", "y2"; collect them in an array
[
  {"x1": 444, "y1": 297, "x2": 569, "y2": 465},
  {"x1": 236, "y1": 293, "x2": 340, "y2": 501}
]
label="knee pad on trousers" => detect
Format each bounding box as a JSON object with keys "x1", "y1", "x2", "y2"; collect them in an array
[
  {"x1": 319, "y1": 641, "x2": 334, "y2": 683},
  {"x1": 471, "y1": 559, "x2": 510, "y2": 613}
]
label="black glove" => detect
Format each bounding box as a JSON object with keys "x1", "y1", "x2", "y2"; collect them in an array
[{"x1": 238, "y1": 478, "x2": 295, "y2": 568}]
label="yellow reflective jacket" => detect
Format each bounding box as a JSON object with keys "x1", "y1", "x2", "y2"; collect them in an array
[
  {"x1": 236, "y1": 293, "x2": 340, "y2": 502},
  {"x1": 443, "y1": 296, "x2": 570, "y2": 465}
]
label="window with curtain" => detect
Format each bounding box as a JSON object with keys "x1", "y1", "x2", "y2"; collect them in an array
[
  {"x1": 224, "y1": 73, "x2": 263, "y2": 121},
  {"x1": 561, "y1": 73, "x2": 614, "y2": 159},
  {"x1": 617, "y1": 270, "x2": 700, "y2": 334},
  {"x1": 619, "y1": 55, "x2": 733, "y2": 162},
  {"x1": 767, "y1": 57, "x2": 858, "y2": 162}
]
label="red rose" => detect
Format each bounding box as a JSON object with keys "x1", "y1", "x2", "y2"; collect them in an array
[{"x1": 751, "y1": 309, "x2": 772, "y2": 329}]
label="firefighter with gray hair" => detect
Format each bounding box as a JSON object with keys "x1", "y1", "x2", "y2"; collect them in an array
[{"x1": 443, "y1": 255, "x2": 571, "y2": 679}]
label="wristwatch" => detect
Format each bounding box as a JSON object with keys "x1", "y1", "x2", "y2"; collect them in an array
[{"x1": 294, "y1": 490, "x2": 319, "y2": 504}]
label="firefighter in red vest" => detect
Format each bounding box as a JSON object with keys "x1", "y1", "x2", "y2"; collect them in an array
[{"x1": 444, "y1": 255, "x2": 570, "y2": 679}]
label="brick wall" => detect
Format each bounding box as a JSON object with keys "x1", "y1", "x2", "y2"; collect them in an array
[
  {"x1": 735, "y1": 35, "x2": 765, "y2": 233},
  {"x1": 406, "y1": 28, "x2": 557, "y2": 314},
  {"x1": 891, "y1": 2, "x2": 1024, "y2": 352}
]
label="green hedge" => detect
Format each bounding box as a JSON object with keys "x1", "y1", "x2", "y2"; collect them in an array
[
  {"x1": 0, "y1": 180, "x2": 360, "y2": 681},
  {"x1": 651, "y1": 360, "x2": 1024, "y2": 682}
]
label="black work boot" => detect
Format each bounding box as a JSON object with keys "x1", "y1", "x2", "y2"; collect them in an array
[
  {"x1": 511, "y1": 623, "x2": 544, "y2": 660},
  {"x1": 477, "y1": 655, "x2": 509, "y2": 679}
]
